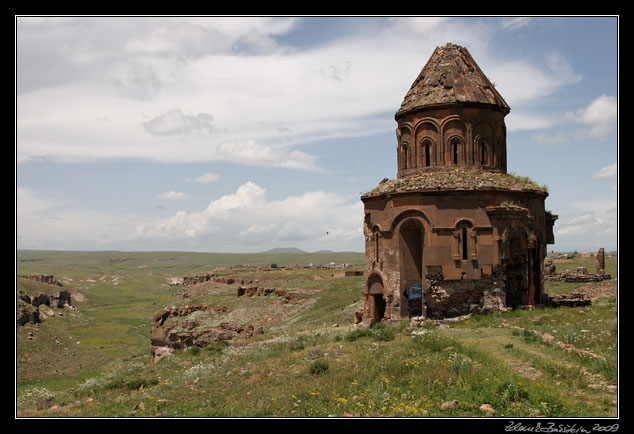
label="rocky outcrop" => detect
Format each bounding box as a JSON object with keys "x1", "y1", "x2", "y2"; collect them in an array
[
  {"x1": 150, "y1": 304, "x2": 264, "y2": 362},
  {"x1": 236, "y1": 286, "x2": 305, "y2": 303},
  {"x1": 17, "y1": 300, "x2": 41, "y2": 326},
  {"x1": 17, "y1": 290, "x2": 74, "y2": 326},
  {"x1": 18, "y1": 290, "x2": 72, "y2": 308},
  {"x1": 18, "y1": 274, "x2": 63, "y2": 286},
  {"x1": 181, "y1": 274, "x2": 254, "y2": 288}
]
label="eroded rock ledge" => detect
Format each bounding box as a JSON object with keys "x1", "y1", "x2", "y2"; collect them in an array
[
  {"x1": 150, "y1": 304, "x2": 263, "y2": 363},
  {"x1": 17, "y1": 290, "x2": 74, "y2": 326}
]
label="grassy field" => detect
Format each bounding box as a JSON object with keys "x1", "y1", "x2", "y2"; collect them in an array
[{"x1": 15, "y1": 250, "x2": 618, "y2": 419}]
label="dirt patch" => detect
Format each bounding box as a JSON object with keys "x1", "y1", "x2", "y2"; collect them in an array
[
  {"x1": 506, "y1": 358, "x2": 543, "y2": 380},
  {"x1": 72, "y1": 292, "x2": 86, "y2": 302},
  {"x1": 573, "y1": 283, "x2": 617, "y2": 300}
]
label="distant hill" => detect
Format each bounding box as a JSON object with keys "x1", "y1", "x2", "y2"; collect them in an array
[{"x1": 260, "y1": 247, "x2": 307, "y2": 254}]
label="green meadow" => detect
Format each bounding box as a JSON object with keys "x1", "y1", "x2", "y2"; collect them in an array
[{"x1": 16, "y1": 250, "x2": 617, "y2": 418}]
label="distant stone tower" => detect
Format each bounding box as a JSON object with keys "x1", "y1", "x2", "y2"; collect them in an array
[{"x1": 360, "y1": 44, "x2": 558, "y2": 323}]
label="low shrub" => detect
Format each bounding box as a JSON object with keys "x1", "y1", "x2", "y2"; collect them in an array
[
  {"x1": 344, "y1": 328, "x2": 371, "y2": 342},
  {"x1": 497, "y1": 381, "x2": 529, "y2": 403},
  {"x1": 522, "y1": 329, "x2": 540, "y2": 343},
  {"x1": 206, "y1": 340, "x2": 229, "y2": 356},
  {"x1": 289, "y1": 336, "x2": 308, "y2": 351},
  {"x1": 344, "y1": 323, "x2": 397, "y2": 342},
  {"x1": 105, "y1": 376, "x2": 158, "y2": 390},
  {"x1": 371, "y1": 325, "x2": 396, "y2": 341},
  {"x1": 309, "y1": 359, "x2": 329, "y2": 376}
]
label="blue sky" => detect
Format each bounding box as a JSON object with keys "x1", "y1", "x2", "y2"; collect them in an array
[{"x1": 16, "y1": 16, "x2": 618, "y2": 253}]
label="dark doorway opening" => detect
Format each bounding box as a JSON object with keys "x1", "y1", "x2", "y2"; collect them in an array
[
  {"x1": 372, "y1": 294, "x2": 386, "y2": 321},
  {"x1": 399, "y1": 218, "x2": 424, "y2": 317},
  {"x1": 506, "y1": 231, "x2": 528, "y2": 308},
  {"x1": 367, "y1": 273, "x2": 386, "y2": 322}
]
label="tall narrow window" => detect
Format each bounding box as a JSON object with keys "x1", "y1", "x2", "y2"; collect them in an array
[
  {"x1": 374, "y1": 233, "x2": 379, "y2": 262},
  {"x1": 452, "y1": 140, "x2": 459, "y2": 165},
  {"x1": 403, "y1": 145, "x2": 409, "y2": 169},
  {"x1": 425, "y1": 142, "x2": 431, "y2": 167},
  {"x1": 461, "y1": 228, "x2": 468, "y2": 260},
  {"x1": 480, "y1": 140, "x2": 488, "y2": 166}
]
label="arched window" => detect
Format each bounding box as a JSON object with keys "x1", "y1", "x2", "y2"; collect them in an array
[{"x1": 453, "y1": 220, "x2": 476, "y2": 261}]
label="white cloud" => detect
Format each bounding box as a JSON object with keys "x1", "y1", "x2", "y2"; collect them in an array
[
  {"x1": 16, "y1": 187, "x2": 145, "y2": 250},
  {"x1": 531, "y1": 94, "x2": 617, "y2": 145},
  {"x1": 553, "y1": 198, "x2": 617, "y2": 251},
  {"x1": 593, "y1": 163, "x2": 617, "y2": 179},
  {"x1": 187, "y1": 172, "x2": 219, "y2": 184},
  {"x1": 489, "y1": 54, "x2": 582, "y2": 109},
  {"x1": 113, "y1": 61, "x2": 164, "y2": 100},
  {"x1": 565, "y1": 94, "x2": 617, "y2": 138},
  {"x1": 157, "y1": 191, "x2": 191, "y2": 200},
  {"x1": 214, "y1": 140, "x2": 318, "y2": 170},
  {"x1": 131, "y1": 181, "x2": 364, "y2": 252},
  {"x1": 16, "y1": 187, "x2": 65, "y2": 216},
  {"x1": 501, "y1": 17, "x2": 532, "y2": 30},
  {"x1": 505, "y1": 112, "x2": 556, "y2": 132},
  {"x1": 387, "y1": 17, "x2": 449, "y2": 36},
  {"x1": 143, "y1": 109, "x2": 215, "y2": 135},
  {"x1": 17, "y1": 17, "x2": 584, "y2": 168}
]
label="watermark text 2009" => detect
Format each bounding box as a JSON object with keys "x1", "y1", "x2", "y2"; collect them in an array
[{"x1": 505, "y1": 421, "x2": 619, "y2": 433}]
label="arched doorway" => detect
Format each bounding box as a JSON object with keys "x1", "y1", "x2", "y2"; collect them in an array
[
  {"x1": 367, "y1": 273, "x2": 386, "y2": 322},
  {"x1": 399, "y1": 218, "x2": 424, "y2": 316}
]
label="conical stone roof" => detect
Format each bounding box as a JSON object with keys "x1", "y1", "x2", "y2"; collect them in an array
[{"x1": 396, "y1": 44, "x2": 510, "y2": 118}]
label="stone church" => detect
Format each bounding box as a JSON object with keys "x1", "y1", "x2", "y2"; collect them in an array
[{"x1": 360, "y1": 44, "x2": 557, "y2": 324}]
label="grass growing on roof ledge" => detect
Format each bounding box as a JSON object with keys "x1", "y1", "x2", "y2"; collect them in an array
[{"x1": 362, "y1": 169, "x2": 548, "y2": 197}]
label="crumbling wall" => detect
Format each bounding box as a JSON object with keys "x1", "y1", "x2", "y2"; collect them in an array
[
  {"x1": 424, "y1": 274, "x2": 506, "y2": 319},
  {"x1": 545, "y1": 267, "x2": 611, "y2": 283}
]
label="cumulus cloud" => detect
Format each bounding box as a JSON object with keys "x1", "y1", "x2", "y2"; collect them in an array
[
  {"x1": 187, "y1": 172, "x2": 219, "y2": 184},
  {"x1": 143, "y1": 109, "x2": 215, "y2": 135},
  {"x1": 17, "y1": 16, "x2": 585, "y2": 167},
  {"x1": 565, "y1": 94, "x2": 617, "y2": 138},
  {"x1": 531, "y1": 94, "x2": 617, "y2": 145},
  {"x1": 593, "y1": 163, "x2": 617, "y2": 179},
  {"x1": 157, "y1": 191, "x2": 191, "y2": 200},
  {"x1": 131, "y1": 181, "x2": 363, "y2": 252}
]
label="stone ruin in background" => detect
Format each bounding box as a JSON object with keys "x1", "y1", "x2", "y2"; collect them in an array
[{"x1": 544, "y1": 248, "x2": 611, "y2": 283}]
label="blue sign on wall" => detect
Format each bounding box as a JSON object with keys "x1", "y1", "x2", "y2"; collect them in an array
[{"x1": 407, "y1": 284, "x2": 423, "y2": 300}]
